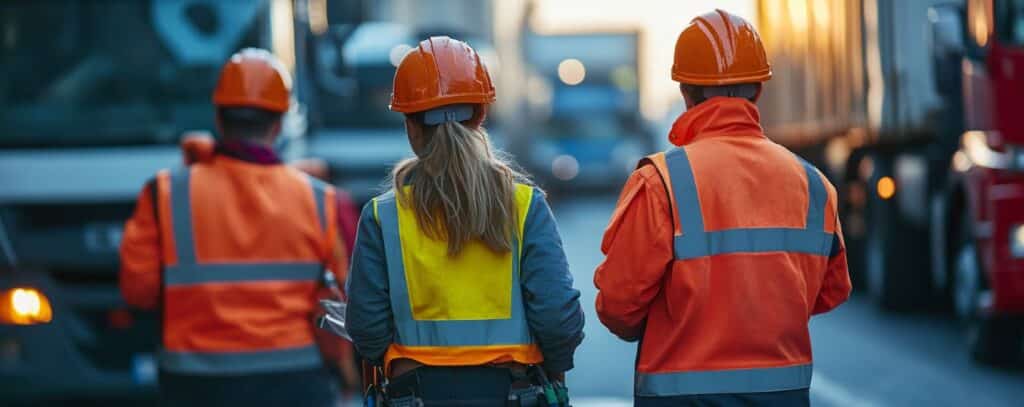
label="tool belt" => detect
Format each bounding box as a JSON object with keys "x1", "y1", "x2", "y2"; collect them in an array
[{"x1": 378, "y1": 365, "x2": 570, "y2": 407}]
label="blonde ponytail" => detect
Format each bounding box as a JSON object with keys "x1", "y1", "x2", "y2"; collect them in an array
[{"x1": 392, "y1": 119, "x2": 528, "y2": 256}]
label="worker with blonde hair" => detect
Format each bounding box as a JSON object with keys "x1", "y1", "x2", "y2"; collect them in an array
[{"x1": 345, "y1": 36, "x2": 584, "y2": 406}]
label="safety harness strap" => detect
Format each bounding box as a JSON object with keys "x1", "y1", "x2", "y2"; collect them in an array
[{"x1": 663, "y1": 148, "x2": 833, "y2": 260}]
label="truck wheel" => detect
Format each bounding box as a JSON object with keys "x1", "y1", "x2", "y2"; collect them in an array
[
  {"x1": 865, "y1": 198, "x2": 925, "y2": 310},
  {"x1": 955, "y1": 233, "x2": 1024, "y2": 364}
]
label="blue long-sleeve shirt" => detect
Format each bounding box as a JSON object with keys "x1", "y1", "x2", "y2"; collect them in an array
[{"x1": 345, "y1": 188, "x2": 584, "y2": 373}]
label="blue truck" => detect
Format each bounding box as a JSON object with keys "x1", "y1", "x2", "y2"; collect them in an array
[{"x1": 518, "y1": 30, "x2": 654, "y2": 192}]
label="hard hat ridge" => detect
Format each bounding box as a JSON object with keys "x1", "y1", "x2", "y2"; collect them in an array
[
  {"x1": 390, "y1": 36, "x2": 496, "y2": 114},
  {"x1": 213, "y1": 48, "x2": 292, "y2": 113},
  {"x1": 672, "y1": 9, "x2": 772, "y2": 86}
]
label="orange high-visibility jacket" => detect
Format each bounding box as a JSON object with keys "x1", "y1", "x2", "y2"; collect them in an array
[
  {"x1": 595, "y1": 97, "x2": 851, "y2": 397},
  {"x1": 120, "y1": 152, "x2": 344, "y2": 375}
]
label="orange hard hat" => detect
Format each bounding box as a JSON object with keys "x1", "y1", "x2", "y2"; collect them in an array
[
  {"x1": 390, "y1": 36, "x2": 496, "y2": 113},
  {"x1": 672, "y1": 9, "x2": 772, "y2": 86},
  {"x1": 213, "y1": 48, "x2": 292, "y2": 113}
]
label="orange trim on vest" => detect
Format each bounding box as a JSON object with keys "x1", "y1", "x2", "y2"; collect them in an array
[{"x1": 384, "y1": 344, "x2": 543, "y2": 375}]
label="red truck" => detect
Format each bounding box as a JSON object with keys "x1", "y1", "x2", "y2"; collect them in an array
[{"x1": 756, "y1": 0, "x2": 1024, "y2": 363}]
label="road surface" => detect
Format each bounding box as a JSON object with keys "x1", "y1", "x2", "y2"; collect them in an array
[{"x1": 552, "y1": 195, "x2": 1024, "y2": 407}]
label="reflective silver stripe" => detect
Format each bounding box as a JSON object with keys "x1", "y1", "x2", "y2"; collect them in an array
[
  {"x1": 159, "y1": 345, "x2": 322, "y2": 375},
  {"x1": 800, "y1": 159, "x2": 826, "y2": 231},
  {"x1": 665, "y1": 148, "x2": 705, "y2": 237},
  {"x1": 375, "y1": 192, "x2": 534, "y2": 347},
  {"x1": 664, "y1": 148, "x2": 833, "y2": 260},
  {"x1": 674, "y1": 228, "x2": 834, "y2": 259},
  {"x1": 169, "y1": 168, "x2": 196, "y2": 265},
  {"x1": 635, "y1": 363, "x2": 813, "y2": 396},
  {"x1": 164, "y1": 263, "x2": 323, "y2": 286},
  {"x1": 310, "y1": 176, "x2": 327, "y2": 233}
]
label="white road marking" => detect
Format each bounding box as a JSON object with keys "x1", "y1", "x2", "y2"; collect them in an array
[{"x1": 812, "y1": 373, "x2": 882, "y2": 407}]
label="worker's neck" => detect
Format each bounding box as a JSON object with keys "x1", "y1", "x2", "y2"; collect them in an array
[{"x1": 216, "y1": 137, "x2": 282, "y2": 164}]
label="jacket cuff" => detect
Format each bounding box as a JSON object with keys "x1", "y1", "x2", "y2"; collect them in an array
[{"x1": 542, "y1": 357, "x2": 575, "y2": 374}]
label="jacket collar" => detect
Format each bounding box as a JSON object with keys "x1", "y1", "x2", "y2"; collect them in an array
[
  {"x1": 215, "y1": 139, "x2": 282, "y2": 165},
  {"x1": 668, "y1": 97, "x2": 766, "y2": 146}
]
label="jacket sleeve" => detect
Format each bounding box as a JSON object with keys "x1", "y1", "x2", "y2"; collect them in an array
[
  {"x1": 322, "y1": 187, "x2": 348, "y2": 291},
  {"x1": 520, "y1": 190, "x2": 585, "y2": 374},
  {"x1": 594, "y1": 166, "x2": 675, "y2": 341},
  {"x1": 335, "y1": 188, "x2": 360, "y2": 255},
  {"x1": 344, "y1": 200, "x2": 393, "y2": 364},
  {"x1": 813, "y1": 214, "x2": 852, "y2": 315},
  {"x1": 119, "y1": 180, "x2": 161, "y2": 310}
]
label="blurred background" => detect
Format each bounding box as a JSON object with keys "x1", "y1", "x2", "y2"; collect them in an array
[{"x1": 1, "y1": 0, "x2": 1023, "y2": 405}]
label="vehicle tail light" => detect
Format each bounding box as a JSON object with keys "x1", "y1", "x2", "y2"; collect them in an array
[{"x1": 0, "y1": 287, "x2": 53, "y2": 325}]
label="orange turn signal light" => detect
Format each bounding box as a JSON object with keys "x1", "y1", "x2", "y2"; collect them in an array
[
  {"x1": 876, "y1": 176, "x2": 896, "y2": 200},
  {"x1": 0, "y1": 287, "x2": 53, "y2": 325}
]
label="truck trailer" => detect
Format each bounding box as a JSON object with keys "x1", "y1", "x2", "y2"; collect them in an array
[{"x1": 756, "y1": 0, "x2": 1024, "y2": 363}]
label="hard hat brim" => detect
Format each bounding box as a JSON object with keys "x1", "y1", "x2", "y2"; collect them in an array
[
  {"x1": 213, "y1": 95, "x2": 290, "y2": 113},
  {"x1": 389, "y1": 93, "x2": 495, "y2": 114},
  {"x1": 672, "y1": 69, "x2": 773, "y2": 86}
]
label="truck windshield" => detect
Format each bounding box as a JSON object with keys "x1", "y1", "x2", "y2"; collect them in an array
[
  {"x1": 0, "y1": 1, "x2": 266, "y2": 148},
  {"x1": 540, "y1": 115, "x2": 640, "y2": 141},
  {"x1": 322, "y1": 64, "x2": 405, "y2": 129}
]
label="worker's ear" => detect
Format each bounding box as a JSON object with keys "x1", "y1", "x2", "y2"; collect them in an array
[
  {"x1": 680, "y1": 84, "x2": 698, "y2": 109},
  {"x1": 268, "y1": 119, "x2": 283, "y2": 141},
  {"x1": 214, "y1": 111, "x2": 224, "y2": 139},
  {"x1": 750, "y1": 83, "x2": 764, "y2": 103}
]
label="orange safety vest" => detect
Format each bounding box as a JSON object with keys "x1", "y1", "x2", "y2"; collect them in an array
[
  {"x1": 635, "y1": 146, "x2": 837, "y2": 396},
  {"x1": 154, "y1": 156, "x2": 336, "y2": 375}
]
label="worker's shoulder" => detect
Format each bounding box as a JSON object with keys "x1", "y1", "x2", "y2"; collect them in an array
[
  {"x1": 370, "y1": 188, "x2": 397, "y2": 205},
  {"x1": 628, "y1": 159, "x2": 668, "y2": 188},
  {"x1": 514, "y1": 182, "x2": 544, "y2": 199},
  {"x1": 280, "y1": 165, "x2": 334, "y2": 192}
]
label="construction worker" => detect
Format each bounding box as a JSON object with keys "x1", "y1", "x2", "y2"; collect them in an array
[
  {"x1": 120, "y1": 48, "x2": 343, "y2": 406},
  {"x1": 345, "y1": 36, "x2": 585, "y2": 406},
  {"x1": 594, "y1": 10, "x2": 851, "y2": 406}
]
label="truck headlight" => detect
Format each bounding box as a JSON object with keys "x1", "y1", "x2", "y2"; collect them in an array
[
  {"x1": 0, "y1": 287, "x2": 53, "y2": 325},
  {"x1": 1012, "y1": 225, "x2": 1024, "y2": 258}
]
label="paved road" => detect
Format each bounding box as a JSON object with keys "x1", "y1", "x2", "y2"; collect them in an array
[{"x1": 551, "y1": 195, "x2": 1024, "y2": 407}]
